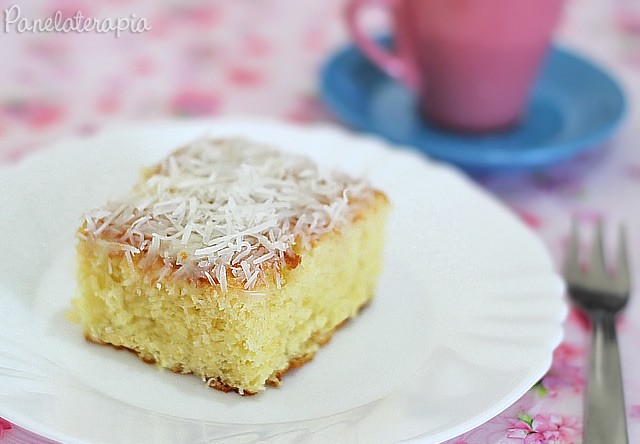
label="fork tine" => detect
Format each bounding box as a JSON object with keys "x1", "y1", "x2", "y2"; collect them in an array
[
  {"x1": 616, "y1": 224, "x2": 631, "y2": 292},
  {"x1": 565, "y1": 218, "x2": 582, "y2": 280},
  {"x1": 589, "y1": 220, "x2": 607, "y2": 276}
]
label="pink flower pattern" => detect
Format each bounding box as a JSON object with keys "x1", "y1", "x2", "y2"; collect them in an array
[
  {"x1": 540, "y1": 344, "x2": 586, "y2": 395},
  {"x1": 1, "y1": 99, "x2": 65, "y2": 129},
  {"x1": 170, "y1": 89, "x2": 220, "y2": 117},
  {"x1": 1, "y1": 0, "x2": 640, "y2": 442},
  {"x1": 227, "y1": 66, "x2": 265, "y2": 87},
  {"x1": 515, "y1": 210, "x2": 543, "y2": 230},
  {"x1": 0, "y1": 417, "x2": 12, "y2": 439},
  {"x1": 507, "y1": 413, "x2": 580, "y2": 444}
]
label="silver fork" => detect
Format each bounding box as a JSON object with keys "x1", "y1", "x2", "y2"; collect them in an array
[{"x1": 564, "y1": 220, "x2": 631, "y2": 444}]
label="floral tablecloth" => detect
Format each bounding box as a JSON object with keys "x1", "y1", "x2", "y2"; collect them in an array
[{"x1": 1, "y1": 0, "x2": 640, "y2": 442}]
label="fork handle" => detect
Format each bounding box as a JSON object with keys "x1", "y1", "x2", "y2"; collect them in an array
[{"x1": 584, "y1": 311, "x2": 629, "y2": 444}]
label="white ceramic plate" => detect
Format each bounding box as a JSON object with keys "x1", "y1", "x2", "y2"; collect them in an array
[{"x1": 0, "y1": 118, "x2": 566, "y2": 444}]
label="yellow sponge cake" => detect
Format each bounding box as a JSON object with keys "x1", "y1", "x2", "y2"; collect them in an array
[{"x1": 70, "y1": 138, "x2": 389, "y2": 395}]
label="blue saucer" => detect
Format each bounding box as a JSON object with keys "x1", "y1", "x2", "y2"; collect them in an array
[{"x1": 320, "y1": 38, "x2": 627, "y2": 172}]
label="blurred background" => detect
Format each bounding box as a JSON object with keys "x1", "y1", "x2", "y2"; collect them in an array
[{"x1": 0, "y1": 0, "x2": 639, "y2": 164}]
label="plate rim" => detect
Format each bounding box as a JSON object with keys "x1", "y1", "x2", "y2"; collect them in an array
[{"x1": 0, "y1": 117, "x2": 567, "y2": 443}]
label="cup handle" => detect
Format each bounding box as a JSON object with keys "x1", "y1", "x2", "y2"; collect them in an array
[{"x1": 345, "y1": 0, "x2": 420, "y2": 91}]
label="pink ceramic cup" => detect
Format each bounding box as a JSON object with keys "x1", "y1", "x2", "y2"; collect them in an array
[{"x1": 345, "y1": 0, "x2": 565, "y2": 133}]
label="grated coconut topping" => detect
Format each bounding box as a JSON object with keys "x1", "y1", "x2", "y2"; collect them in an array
[{"x1": 81, "y1": 138, "x2": 376, "y2": 291}]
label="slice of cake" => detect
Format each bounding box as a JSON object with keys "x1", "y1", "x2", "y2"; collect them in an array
[{"x1": 70, "y1": 138, "x2": 390, "y2": 395}]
